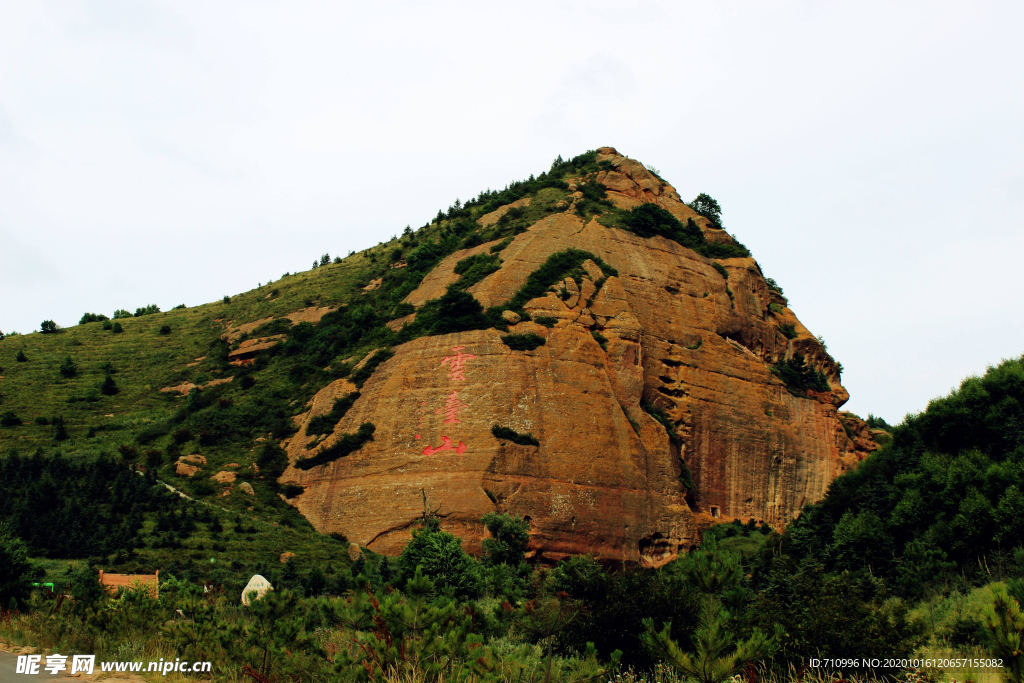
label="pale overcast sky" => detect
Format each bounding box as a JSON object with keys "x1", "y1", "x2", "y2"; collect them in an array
[{"x1": 1, "y1": 1, "x2": 1022, "y2": 423}]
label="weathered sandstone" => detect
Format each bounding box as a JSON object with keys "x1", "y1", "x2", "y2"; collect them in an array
[{"x1": 279, "y1": 147, "x2": 871, "y2": 565}]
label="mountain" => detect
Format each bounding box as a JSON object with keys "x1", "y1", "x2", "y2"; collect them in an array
[{"x1": 0, "y1": 147, "x2": 873, "y2": 566}]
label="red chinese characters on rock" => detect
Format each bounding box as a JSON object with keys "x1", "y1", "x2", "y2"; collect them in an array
[
  {"x1": 436, "y1": 390, "x2": 466, "y2": 424},
  {"x1": 422, "y1": 347, "x2": 476, "y2": 456},
  {"x1": 440, "y1": 346, "x2": 476, "y2": 381},
  {"x1": 422, "y1": 435, "x2": 468, "y2": 456}
]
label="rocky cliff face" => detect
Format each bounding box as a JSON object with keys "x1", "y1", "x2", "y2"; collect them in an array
[{"x1": 279, "y1": 148, "x2": 870, "y2": 565}]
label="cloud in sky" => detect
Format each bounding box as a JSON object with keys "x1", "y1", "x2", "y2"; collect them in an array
[{"x1": 1, "y1": 0, "x2": 1022, "y2": 422}]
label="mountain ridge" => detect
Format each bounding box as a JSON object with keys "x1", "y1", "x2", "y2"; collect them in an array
[{"x1": 0, "y1": 147, "x2": 873, "y2": 567}]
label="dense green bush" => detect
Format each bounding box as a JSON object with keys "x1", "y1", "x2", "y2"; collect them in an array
[
  {"x1": 305, "y1": 392, "x2": 360, "y2": 436},
  {"x1": 112, "y1": 309, "x2": 132, "y2": 319},
  {"x1": 15, "y1": 349, "x2": 27, "y2": 362},
  {"x1": 0, "y1": 452, "x2": 181, "y2": 558},
  {"x1": 294, "y1": 423, "x2": 375, "y2": 470},
  {"x1": 481, "y1": 513, "x2": 530, "y2": 566},
  {"x1": 781, "y1": 355, "x2": 1024, "y2": 588},
  {"x1": 100, "y1": 374, "x2": 119, "y2": 396},
  {"x1": 772, "y1": 353, "x2": 830, "y2": 394},
  {"x1": 492, "y1": 424, "x2": 539, "y2": 446},
  {"x1": 505, "y1": 249, "x2": 617, "y2": 312},
  {"x1": 350, "y1": 349, "x2": 394, "y2": 388},
  {"x1": 134, "y1": 304, "x2": 160, "y2": 317},
  {"x1": 779, "y1": 322, "x2": 797, "y2": 339},
  {"x1": 79, "y1": 312, "x2": 109, "y2": 324},
  {"x1": 866, "y1": 413, "x2": 892, "y2": 430},
  {"x1": 159, "y1": 324, "x2": 171, "y2": 335},
  {"x1": 500, "y1": 332, "x2": 545, "y2": 351},
  {"x1": 396, "y1": 517, "x2": 481, "y2": 597},
  {"x1": 410, "y1": 290, "x2": 489, "y2": 337},
  {"x1": 58, "y1": 356, "x2": 78, "y2": 379},
  {"x1": 1, "y1": 411, "x2": 22, "y2": 427},
  {"x1": 40, "y1": 320, "x2": 58, "y2": 334},
  {"x1": 641, "y1": 399, "x2": 680, "y2": 444},
  {"x1": 112, "y1": 322, "x2": 123, "y2": 334},
  {"x1": 687, "y1": 193, "x2": 723, "y2": 227},
  {"x1": 451, "y1": 253, "x2": 500, "y2": 291},
  {"x1": 604, "y1": 204, "x2": 751, "y2": 259},
  {"x1": 0, "y1": 525, "x2": 41, "y2": 610},
  {"x1": 711, "y1": 262, "x2": 728, "y2": 279}
]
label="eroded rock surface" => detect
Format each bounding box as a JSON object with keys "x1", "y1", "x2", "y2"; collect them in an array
[{"x1": 280, "y1": 147, "x2": 871, "y2": 565}]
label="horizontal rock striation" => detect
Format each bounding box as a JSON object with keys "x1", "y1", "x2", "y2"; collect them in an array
[{"x1": 280, "y1": 147, "x2": 870, "y2": 565}]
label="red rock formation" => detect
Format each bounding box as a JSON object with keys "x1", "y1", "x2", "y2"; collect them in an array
[{"x1": 279, "y1": 148, "x2": 869, "y2": 565}]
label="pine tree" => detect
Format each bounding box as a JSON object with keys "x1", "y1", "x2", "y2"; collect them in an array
[
  {"x1": 642, "y1": 540, "x2": 779, "y2": 683},
  {"x1": 983, "y1": 583, "x2": 1024, "y2": 683},
  {"x1": 100, "y1": 374, "x2": 118, "y2": 395}
]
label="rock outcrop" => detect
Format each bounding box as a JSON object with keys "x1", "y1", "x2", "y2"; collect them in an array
[{"x1": 279, "y1": 147, "x2": 871, "y2": 566}]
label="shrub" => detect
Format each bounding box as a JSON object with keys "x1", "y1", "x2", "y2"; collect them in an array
[
  {"x1": 59, "y1": 356, "x2": 78, "y2": 379},
  {"x1": 320, "y1": 253, "x2": 331, "y2": 267},
  {"x1": 768, "y1": 302, "x2": 784, "y2": 315},
  {"x1": 79, "y1": 312, "x2": 109, "y2": 324},
  {"x1": 506, "y1": 249, "x2": 617, "y2": 311},
  {"x1": 396, "y1": 518, "x2": 481, "y2": 597},
  {"x1": 687, "y1": 193, "x2": 723, "y2": 227},
  {"x1": 350, "y1": 350, "x2": 394, "y2": 388},
  {"x1": 779, "y1": 323, "x2": 797, "y2": 339},
  {"x1": 102, "y1": 320, "x2": 113, "y2": 330},
  {"x1": 100, "y1": 374, "x2": 119, "y2": 396},
  {"x1": 294, "y1": 423, "x2": 375, "y2": 470},
  {"x1": 390, "y1": 302, "x2": 415, "y2": 319},
  {"x1": 492, "y1": 424, "x2": 539, "y2": 446},
  {"x1": 533, "y1": 316, "x2": 557, "y2": 328},
  {"x1": 15, "y1": 349, "x2": 27, "y2": 362},
  {"x1": 773, "y1": 353, "x2": 830, "y2": 394},
  {"x1": 112, "y1": 309, "x2": 132, "y2": 319},
  {"x1": 134, "y1": 304, "x2": 160, "y2": 317},
  {"x1": 451, "y1": 253, "x2": 500, "y2": 290},
  {"x1": 865, "y1": 413, "x2": 892, "y2": 431},
  {"x1": 490, "y1": 236, "x2": 514, "y2": 254},
  {"x1": 52, "y1": 416, "x2": 68, "y2": 441},
  {"x1": 144, "y1": 449, "x2": 163, "y2": 470},
  {"x1": 0, "y1": 525, "x2": 41, "y2": 609},
  {"x1": 40, "y1": 320, "x2": 58, "y2": 334},
  {"x1": 305, "y1": 392, "x2": 360, "y2": 436},
  {"x1": 500, "y1": 332, "x2": 545, "y2": 351},
  {"x1": 172, "y1": 427, "x2": 193, "y2": 444},
  {"x1": 173, "y1": 303, "x2": 186, "y2": 309},
  {"x1": 112, "y1": 322, "x2": 124, "y2": 334},
  {"x1": 591, "y1": 331, "x2": 608, "y2": 350},
  {"x1": 34, "y1": 416, "x2": 49, "y2": 426},
  {"x1": 281, "y1": 484, "x2": 304, "y2": 499},
  {"x1": 711, "y1": 262, "x2": 728, "y2": 279},
  {"x1": 223, "y1": 296, "x2": 231, "y2": 304},
  {"x1": 642, "y1": 399, "x2": 680, "y2": 445},
  {"x1": 412, "y1": 290, "x2": 489, "y2": 336},
  {"x1": 607, "y1": 204, "x2": 750, "y2": 258},
  {"x1": 159, "y1": 325, "x2": 172, "y2": 335},
  {"x1": 481, "y1": 513, "x2": 530, "y2": 566},
  {"x1": 764, "y1": 277, "x2": 784, "y2": 295},
  {"x1": 1, "y1": 411, "x2": 22, "y2": 427}
]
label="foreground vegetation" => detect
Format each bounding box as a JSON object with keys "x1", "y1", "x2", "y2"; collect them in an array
[{"x1": 2, "y1": 151, "x2": 1023, "y2": 681}]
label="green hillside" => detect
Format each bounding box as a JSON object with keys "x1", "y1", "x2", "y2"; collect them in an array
[{"x1": 2, "y1": 151, "x2": 1023, "y2": 681}]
